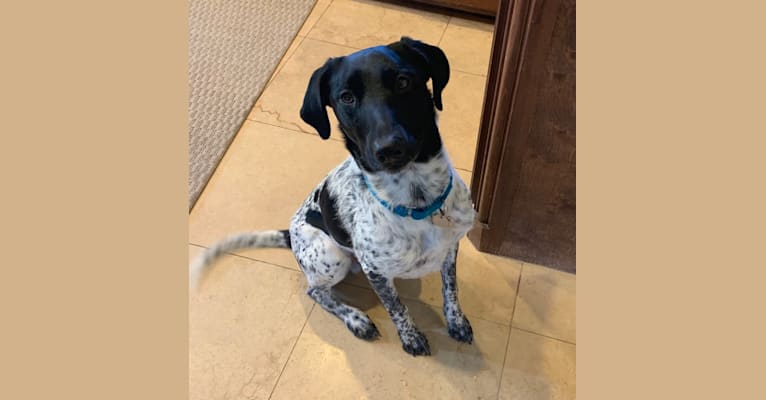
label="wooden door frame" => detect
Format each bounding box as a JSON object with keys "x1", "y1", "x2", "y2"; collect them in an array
[{"x1": 469, "y1": 0, "x2": 575, "y2": 272}]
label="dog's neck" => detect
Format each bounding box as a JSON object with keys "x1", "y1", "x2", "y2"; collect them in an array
[{"x1": 363, "y1": 149, "x2": 453, "y2": 209}]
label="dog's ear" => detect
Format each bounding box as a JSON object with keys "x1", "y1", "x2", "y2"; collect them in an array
[
  {"x1": 300, "y1": 58, "x2": 337, "y2": 139},
  {"x1": 398, "y1": 36, "x2": 450, "y2": 110}
]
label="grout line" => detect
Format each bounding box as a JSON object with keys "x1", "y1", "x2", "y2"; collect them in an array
[
  {"x1": 452, "y1": 68, "x2": 489, "y2": 78},
  {"x1": 244, "y1": 118, "x2": 345, "y2": 143},
  {"x1": 302, "y1": 36, "x2": 361, "y2": 51},
  {"x1": 511, "y1": 326, "x2": 576, "y2": 346},
  {"x1": 267, "y1": 303, "x2": 316, "y2": 400},
  {"x1": 261, "y1": 35, "x2": 306, "y2": 94},
  {"x1": 495, "y1": 263, "x2": 524, "y2": 400},
  {"x1": 227, "y1": 253, "x2": 300, "y2": 273},
  {"x1": 304, "y1": 0, "x2": 335, "y2": 38},
  {"x1": 189, "y1": 241, "x2": 301, "y2": 273},
  {"x1": 260, "y1": 0, "x2": 335, "y2": 96},
  {"x1": 436, "y1": 16, "x2": 451, "y2": 46}
]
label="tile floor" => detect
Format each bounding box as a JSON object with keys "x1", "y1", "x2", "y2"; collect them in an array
[{"x1": 189, "y1": 1, "x2": 575, "y2": 399}]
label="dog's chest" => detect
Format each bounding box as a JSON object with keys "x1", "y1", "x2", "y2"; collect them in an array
[
  {"x1": 326, "y1": 155, "x2": 477, "y2": 279},
  {"x1": 356, "y1": 194, "x2": 474, "y2": 279},
  {"x1": 389, "y1": 223, "x2": 462, "y2": 279}
]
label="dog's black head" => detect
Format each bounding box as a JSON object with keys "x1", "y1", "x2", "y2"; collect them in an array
[{"x1": 300, "y1": 37, "x2": 449, "y2": 172}]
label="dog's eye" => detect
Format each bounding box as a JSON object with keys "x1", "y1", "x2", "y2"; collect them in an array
[
  {"x1": 396, "y1": 76, "x2": 410, "y2": 91},
  {"x1": 339, "y1": 91, "x2": 355, "y2": 105}
]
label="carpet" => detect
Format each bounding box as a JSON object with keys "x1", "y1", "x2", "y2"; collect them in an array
[{"x1": 189, "y1": 0, "x2": 316, "y2": 209}]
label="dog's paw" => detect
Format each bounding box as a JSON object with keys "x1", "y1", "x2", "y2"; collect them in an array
[
  {"x1": 345, "y1": 314, "x2": 381, "y2": 341},
  {"x1": 400, "y1": 329, "x2": 431, "y2": 356},
  {"x1": 447, "y1": 316, "x2": 474, "y2": 344}
]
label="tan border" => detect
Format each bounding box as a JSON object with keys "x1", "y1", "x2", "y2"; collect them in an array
[
  {"x1": 1, "y1": 2, "x2": 188, "y2": 399},
  {"x1": 579, "y1": 1, "x2": 766, "y2": 399}
]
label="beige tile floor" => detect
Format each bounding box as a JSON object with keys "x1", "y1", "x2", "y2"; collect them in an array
[{"x1": 190, "y1": 1, "x2": 575, "y2": 399}]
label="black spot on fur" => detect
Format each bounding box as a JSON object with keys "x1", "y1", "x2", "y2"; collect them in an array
[
  {"x1": 366, "y1": 271, "x2": 388, "y2": 289},
  {"x1": 318, "y1": 180, "x2": 353, "y2": 248},
  {"x1": 411, "y1": 185, "x2": 426, "y2": 203},
  {"x1": 305, "y1": 209, "x2": 326, "y2": 232},
  {"x1": 280, "y1": 229, "x2": 291, "y2": 249}
]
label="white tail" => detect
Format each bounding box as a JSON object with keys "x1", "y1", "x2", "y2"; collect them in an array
[{"x1": 189, "y1": 230, "x2": 290, "y2": 290}]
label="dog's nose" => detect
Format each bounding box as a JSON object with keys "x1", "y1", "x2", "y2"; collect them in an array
[{"x1": 374, "y1": 136, "x2": 408, "y2": 165}]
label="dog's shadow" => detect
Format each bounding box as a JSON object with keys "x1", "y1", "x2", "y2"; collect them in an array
[{"x1": 299, "y1": 273, "x2": 488, "y2": 382}]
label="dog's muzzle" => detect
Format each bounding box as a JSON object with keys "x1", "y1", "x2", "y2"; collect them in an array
[{"x1": 373, "y1": 131, "x2": 417, "y2": 171}]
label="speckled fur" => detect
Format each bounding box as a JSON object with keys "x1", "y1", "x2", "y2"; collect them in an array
[
  {"x1": 191, "y1": 38, "x2": 476, "y2": 356},
  {"x1": 287, "y1": 150, "x2": 475, "y2": 355}
]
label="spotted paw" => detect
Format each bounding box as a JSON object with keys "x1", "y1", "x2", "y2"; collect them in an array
[
  {"x1": 400, "y1": 329, "x2": 431, "y2": 356},
  {"x1": 447, "y1": 316, "x2": 473, "y2": 344},
  {"x1": 345, "y1": 315, "x2": 380, "y2": 341}
]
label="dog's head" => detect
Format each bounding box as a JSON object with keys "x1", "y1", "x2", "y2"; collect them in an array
[{"x1": 300, "y1": 37, "x2": 449, "y2": 172}]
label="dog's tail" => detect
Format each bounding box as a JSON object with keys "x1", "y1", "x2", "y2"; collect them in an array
[{"x1": 190, "y1": 230, "x2": 291, "y2": 290}]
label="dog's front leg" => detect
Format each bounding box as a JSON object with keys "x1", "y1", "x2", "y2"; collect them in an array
[
  {"x1": 441, "y1": 244, "x2": 473, "y2": 343},
  {"x1": 365, "y1": 269, "x2": 431, "y2": 356}
]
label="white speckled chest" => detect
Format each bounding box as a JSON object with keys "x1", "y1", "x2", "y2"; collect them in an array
[{"x1": 327, "y1": 156, "x2": 476, "y2": 280}]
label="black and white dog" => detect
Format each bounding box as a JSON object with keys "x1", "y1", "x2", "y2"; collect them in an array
[{"x1": 191, "y1": 37, "x2": 476, "y2": 356}]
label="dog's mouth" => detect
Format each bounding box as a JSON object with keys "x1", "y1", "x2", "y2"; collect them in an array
[
  {"x1": 379, "y1": 148, "x2": 419, "y2": 172},
  {"x1": 381, "y1": 159, "x2": 411, "y2": 172}
]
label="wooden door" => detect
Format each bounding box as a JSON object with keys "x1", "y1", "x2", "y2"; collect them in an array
[
  {"x1": 408, "y1": 0, "x2": 499, "y2": 16},
  {"x1": 469, "y1": 0, "x2": 576, "y2": 272}
]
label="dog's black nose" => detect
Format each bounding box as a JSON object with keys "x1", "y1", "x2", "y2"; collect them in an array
[{"x1": 374, "y1": 136, "x2": 408, "y2": 166}]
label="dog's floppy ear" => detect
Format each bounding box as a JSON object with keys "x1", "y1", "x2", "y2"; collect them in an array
[
  {"x1": 300, "y1": 58, "x2": 337, "y2": 139},
  {"x1": 399, "y1": 36, "x2": 450, "y2": 110}
]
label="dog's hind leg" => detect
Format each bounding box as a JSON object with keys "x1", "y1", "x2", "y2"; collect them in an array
[
  {"x1": 306, "y1": 285, "x2": 380, "y2": 340},
  {"x1": 291, "y1": 223, "x2": 380, "y2": 340},
  {"x1": 440, "y1": 244, "x2": 473, "y2": 344}
]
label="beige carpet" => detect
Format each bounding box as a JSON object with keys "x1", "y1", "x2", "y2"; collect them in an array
[{"x1": 189, "y1": 0, "x2": 316, "y2": 209}]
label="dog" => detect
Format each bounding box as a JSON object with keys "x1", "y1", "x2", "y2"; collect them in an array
[{"x1": 191, "y1": 37, "x2": 476, "y2": 356}]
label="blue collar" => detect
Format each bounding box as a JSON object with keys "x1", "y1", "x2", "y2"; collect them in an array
[{"x1": 362, "y1": 172, "x2": 453, "y2": 220}]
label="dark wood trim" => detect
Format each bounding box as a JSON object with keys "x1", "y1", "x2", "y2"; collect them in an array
[
  {"x1": 379, "y1": 0, "x2": 497, "y2": 20},
  {"x1": 469, "y1": 0, "x2": 576, "y2": 272},
  {"x1": 471, "y1": 0, "x2": 532, "y2": 226},
  {"x1": 407, "y1": 0, "x2": 498, "y2": 16}
]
